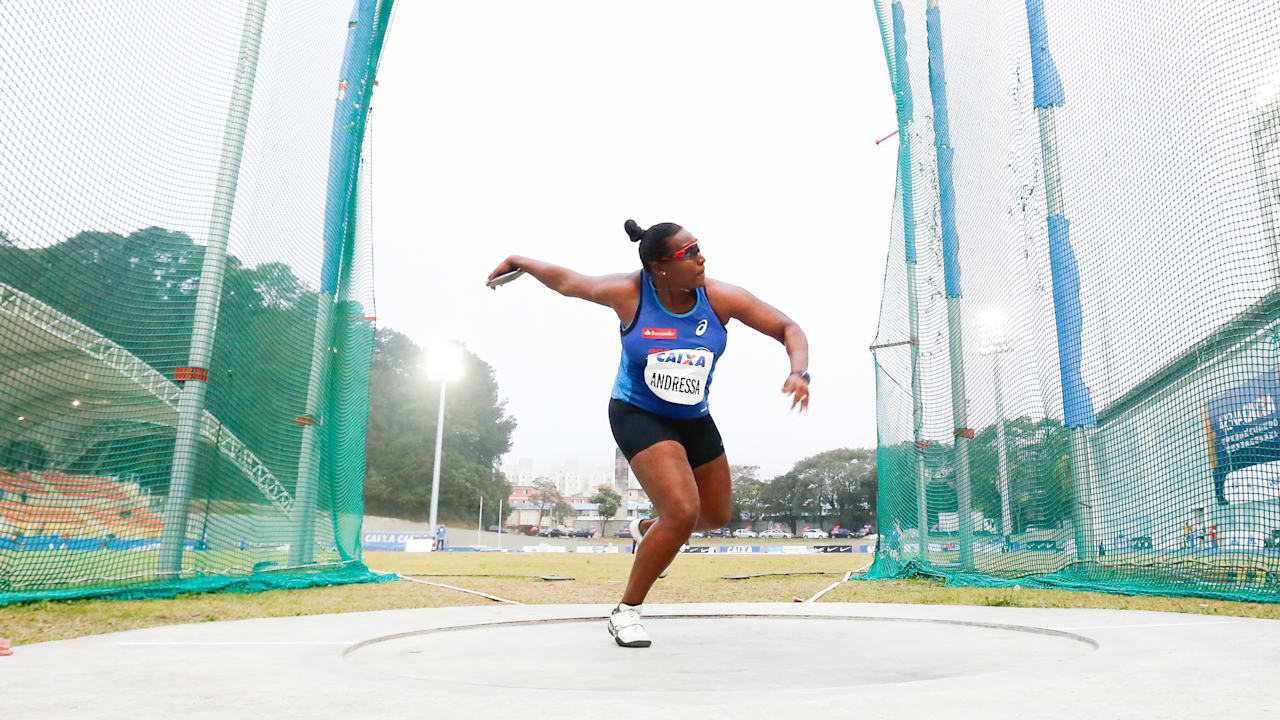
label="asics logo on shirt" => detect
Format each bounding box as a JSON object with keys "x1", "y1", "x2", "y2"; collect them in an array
[{"x1": 695, "y1": 319, "x2": 708, "y2": 336}]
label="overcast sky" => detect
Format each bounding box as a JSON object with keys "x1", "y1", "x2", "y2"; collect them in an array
[{"x1": 370, "y1": 1, "x2": 898, "y2": 478}]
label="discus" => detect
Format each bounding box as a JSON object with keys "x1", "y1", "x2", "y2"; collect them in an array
[{"x1": 486, "y1": 268, "x2": 526, "y2": 289}]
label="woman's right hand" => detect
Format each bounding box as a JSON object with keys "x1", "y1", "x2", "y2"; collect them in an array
[{"x1": 486, "y1": 256, "x2": 520, "y2": 285}]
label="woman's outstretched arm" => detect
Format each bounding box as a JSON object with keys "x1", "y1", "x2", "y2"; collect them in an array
[{"x1": 487, "y1": 255, "x2": 634, "y2": 308}]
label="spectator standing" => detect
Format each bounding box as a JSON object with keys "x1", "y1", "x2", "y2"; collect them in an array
[{"x1": 435, "y1": 524, "x2": 446, "y2": 551}]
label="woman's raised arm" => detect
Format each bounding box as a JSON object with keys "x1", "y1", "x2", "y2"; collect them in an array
[{"x1": 487, "y1": 255, "x2": 635, "y2": 309}]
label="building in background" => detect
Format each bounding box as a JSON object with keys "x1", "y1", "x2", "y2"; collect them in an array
[{"x1": 501, "y1": 451, "x2": 650, "y2": 533}]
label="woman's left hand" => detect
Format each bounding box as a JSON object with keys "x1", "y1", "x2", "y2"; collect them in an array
[{"x1": 781, "y1": 374, "x2": 810, "y2": 413}]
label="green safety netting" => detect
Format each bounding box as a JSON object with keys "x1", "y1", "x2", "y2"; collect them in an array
[
  {"x1": 868, "y1": 0, "x2": 1280, "y2": 602},
  {"x1": 0, "y1": 0, "x2": 398, "y2": 604}
]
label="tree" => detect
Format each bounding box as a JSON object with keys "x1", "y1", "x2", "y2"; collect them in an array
[
  {"x1": 363, "y1": 328, "x2": 516, "y2": 521},
  {"x1": 0, "y1": 228, "x2": 520, "y2": 523},
  {"x1": 0, "y1": 227, "x2": 333, "y2": 497},
  {"x1": 760, "y1": 472, "x2": 819, "y2": 534},
  {"x1": 550, "y1": 499, "x2": 574, "y2": 526},
  {"x1": 791, "y1": 448, "x2": 877, "y2": 531},
  {"x1": 531, "y1": 479, "x2": 560, "y2": 531},
  {"x1": 590, "y1": 485, "x2": 622, "y2": 537},
  {"x1": 729, "y1": 465, "x2": 765, "y2": 528}
]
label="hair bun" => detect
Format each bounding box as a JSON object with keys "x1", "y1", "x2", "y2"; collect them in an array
[{"x1": 623, "y1": 219, "x2": 644, "y2": 243}]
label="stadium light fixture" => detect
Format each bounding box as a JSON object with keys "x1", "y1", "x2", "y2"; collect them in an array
[
  {"x1": 976, "y1": 309, "x2": 1010, "y2": 356},
  {"x1": 72, "y1": 399, "x2": 82, "y2": 407},
  {"x1": 426, "y1": 340, "x2": 464, "y2": 382}
]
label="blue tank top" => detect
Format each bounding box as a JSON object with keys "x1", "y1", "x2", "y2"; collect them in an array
[{"x1": 610, "y1": 270, "x2": 728, "y2": 419}]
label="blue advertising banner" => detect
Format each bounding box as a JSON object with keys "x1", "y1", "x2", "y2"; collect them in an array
[{"x1": 1206, "y1": 371, "x2": 1280, "y2": 505}]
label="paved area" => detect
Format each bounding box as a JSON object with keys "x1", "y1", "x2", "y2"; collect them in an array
[{"x1": 8, "y1": 602, "x2": 1277, "y2": 718}]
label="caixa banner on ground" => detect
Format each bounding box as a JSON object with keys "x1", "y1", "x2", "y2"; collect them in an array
[{"x1": 360, "y1": 534, "x2": 875, "y2": 554}]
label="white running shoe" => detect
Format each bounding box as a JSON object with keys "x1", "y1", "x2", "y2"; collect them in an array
[
  {"x1": 608, "y1": 605, "x2": 651, "y2": 648},
  {"x1": 629, "y1": 517, "x2": 671, "y2": 578}
]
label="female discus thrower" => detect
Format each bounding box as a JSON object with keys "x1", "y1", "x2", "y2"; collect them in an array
[{"x1": 486, "y1": 219, "x2": 810, "y2": 648}]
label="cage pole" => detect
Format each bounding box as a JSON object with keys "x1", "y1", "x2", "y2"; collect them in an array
[
  {"x1": 160, "y1": 0, "x2": 268, "y2": 577},
  {"x1": 1023, "y1": 0, "x2": 1098, "y2": 561},
  {"x1": 926, "y1": 0, "x2": 976, "y2": 570}
]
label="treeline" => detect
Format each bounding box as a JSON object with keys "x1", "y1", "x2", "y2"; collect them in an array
[
  {"x1": 0, "y1": 227, "x2": 330, "y2": 500},
  {"x1": 363, "y1": 329, "x2": 516, "y2": 524},
  {"x1": 0, "y1": 227, "x2": 517, "y2": 523},
  {"x1": 730, "y1": 448, "x2": 878, "y2": 533},
  {"x1": 877, "y1": 417, "x2": 1073, "y2": 534}
]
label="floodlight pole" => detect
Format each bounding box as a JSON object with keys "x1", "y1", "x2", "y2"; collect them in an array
[
  {"x1": 428, "y1": 378, "x2": 447, "y2": 543},
  {"x1": 477, "y1": 494, "x2": 483, "y2": 543},
  {"x1": 1024, "y1": 0, "x2": 1097, "y2": 561},
  {"x1": 159, "y1": 0, "x2": 268, "y2": 577},
  {"x1": 993, "y1": 354, "x2": 1013, "y2": 537}
]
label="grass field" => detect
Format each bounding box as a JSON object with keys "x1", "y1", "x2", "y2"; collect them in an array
[{"x1": 4, "y1": 550, "x2": 1280, "y2": 649}]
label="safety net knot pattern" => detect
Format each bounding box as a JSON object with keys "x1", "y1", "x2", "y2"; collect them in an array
[
  {"x1": 869, "y1": 0, "x2": 1280, "y2": 603},
  {"x1": 0, "y1": 0, "x2": 396, "y2": 603}
]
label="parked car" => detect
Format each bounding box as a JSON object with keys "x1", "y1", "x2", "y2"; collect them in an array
[
  {"x1": 705, "y1": 528, "x2": 733, "y2": 539},
  {"x1": 732, "y1": 528, "x2": 758, "y2": 539},
  {"x1": 614, "y1": 526, "x2": 633, "y2": 539},
  {"x1": 689, "y1": 531, "x2": 706, "y2": 538},
  {"x1": 486, "y1": 525, "x2": 509, "y2": 534},
  {"x1": 829, "y1": 528, "x2": 856, "y2": 539},
  {"x1": 759, "y1": 529, "x2": 793, "y2": 539},
  {"x1": 538, "y1": 527, "x2": 565, "y2": 538},
  {"x1": 801, "y1": 528, "x2": 828, "y2": 539},
  {"x1": 567, "y1": 528, "x2": 593, "y2": 538}
]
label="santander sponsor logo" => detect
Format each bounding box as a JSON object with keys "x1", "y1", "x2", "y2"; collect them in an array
[{"x1": 642, "y1": 327, "x2": 678, "y2": 339}]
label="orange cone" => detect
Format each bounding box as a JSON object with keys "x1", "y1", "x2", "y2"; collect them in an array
[{"x1": 0, "y1": 638, "x2": 12, "y2": 656}]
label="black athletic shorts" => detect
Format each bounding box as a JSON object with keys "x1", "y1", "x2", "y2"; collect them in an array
[{"x1": 608, "y1": 399, "x2": 725, "y2": 469}]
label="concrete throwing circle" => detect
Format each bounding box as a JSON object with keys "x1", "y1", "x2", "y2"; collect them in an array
[{"x1": 345, "y1": 614, "x2": 1096, "y2": 692}]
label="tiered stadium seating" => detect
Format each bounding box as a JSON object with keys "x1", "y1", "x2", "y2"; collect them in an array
[{"x1": 0, "y1": 469, "x2": 162, "y2": 539}]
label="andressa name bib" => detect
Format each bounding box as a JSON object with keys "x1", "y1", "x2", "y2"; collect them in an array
[{"x1": 644, "y1": 348, "x2": 715, "y2": 405}]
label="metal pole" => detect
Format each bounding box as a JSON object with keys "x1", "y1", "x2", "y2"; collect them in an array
[
  {"x1": 160, "y1": 0, "x2": 268, "y2": 577},
  {"x1": 1254, "y1": 90, "x2": 1280, "y2": 286},
  {"x1": 291, "y1": 0, "x2": 380, "y2": 567},
  {"x1": 948, "y1": 303, "x2": 975, "y2": 569},
  {"x1": 497, "y1": 498, "x2": 503, "y2": 550},
  {"x1": 909, "y1": 271, "x2": 929, "y2": 562},
  {"x1": 927, "y1": 0, "x2": 974, "y2": 571},
  {"x1": 888, "y1": 1, "x2": 930, "y2": 565},
  {"x1": 477, "y1": 495, "x2": 483, "y2": 543},
  {"x1": 1024, "y1": 0, "x2": 1097, "y2": 562},
  {"x1": 427, "y1": 379, "x2": 446, "y2": 541},
  {"x1": 993, "y1": 354, "x2": 1013, "y2": 537}
]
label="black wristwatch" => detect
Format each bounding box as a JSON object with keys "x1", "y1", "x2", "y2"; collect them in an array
[{"x1": 790, "y1": 370, "x2": 811, "y2": 384}]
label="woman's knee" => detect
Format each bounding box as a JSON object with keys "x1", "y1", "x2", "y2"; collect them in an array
[
  {"x1": 662, "y1": 496, "x2": 701, "y2": 531},
  {"x1": 701, "y1": 505, "x2": 732, "y2": 529}
]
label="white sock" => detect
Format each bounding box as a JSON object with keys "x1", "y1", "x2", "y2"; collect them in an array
[{"x1": 618, "y1": 602, "x2": 642, "y2": 614}]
